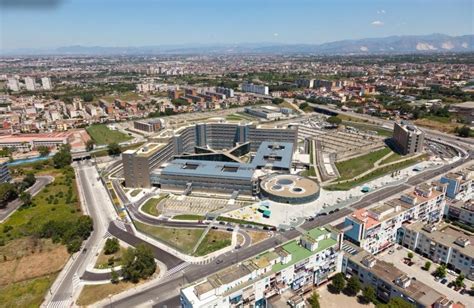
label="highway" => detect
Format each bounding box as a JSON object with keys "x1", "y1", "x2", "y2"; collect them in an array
[{"x1": 0, "y1": 175, "x2": 53, "y2": 222}]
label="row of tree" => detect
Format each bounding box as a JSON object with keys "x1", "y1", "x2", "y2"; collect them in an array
[
  {"x1": 39, "y1": 215, "x2": 93, "y2": 253},
  {"x1": 0, "y1": 172, "x2": 36, "y2": 208}
]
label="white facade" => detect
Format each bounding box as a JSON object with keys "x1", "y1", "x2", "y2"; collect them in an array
[
  {"x1": 41, "y1": 77, "x2": 52, "y2": 90},
  {"x1": 24, "y1": 77, "x2": 36, "y2": 91},
  {"x1": 7, "y1": 78, "x2": 20, "y2": 92},
  {"x1": 242, "y1": 82, "x2": 269, "y2": 95}
]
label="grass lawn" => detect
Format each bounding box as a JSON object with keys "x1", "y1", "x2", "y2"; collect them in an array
[
  {"x1": 194, "y1": 230, "x2": 232, "y2": 256},
  {"x1": 226, "y1": 114, "x2": 245, "y2": 121},
  {"x1": 335, "y1": 147, "x2": 391, "y2": 181},
  {"x1": 0, "y1": 167, "x2": 80, "y2": 243},
  {"x1": 134, "y1": 222, "x2": 204, "y2": 254},
  {"x1": 0, "y1": 273, "x2": 57, "y2": 308},
  {"x1": 130, "y1": 189, "x2": 141, "y2": 197},
  {"x1": 101, "y1": 91, "x2": 142, "y2": 103},
  {"x1": 92, "y1": 142, "x2": 145, "y2": 158},
  {"x1": 414, "y1": 118, "x2": 459, "y2": 134},
  {"x1": 327, "y1": 155, "x2": 426, "y2": 191},
  {"x1": 86, "y1": 124, "x2": 132, "y2": 145},
  {"x1": 216, "y1": 216, "x2": 273, "y2": 228},
  {"x1": 141, "y1": 195, "x2": 168, "y2": 217},
  {"x1": 76, "y1": 281, "x2": 138, "y2": 306},
  {"x1": 379, "y1": 152, "x2": 405, "y2": 165},
  {"x1": 94, "y1": 245, "x2": 127, "y2": 269},
  {"x1": 172, "y1": 214, "x2": 206, "y2": 221}
]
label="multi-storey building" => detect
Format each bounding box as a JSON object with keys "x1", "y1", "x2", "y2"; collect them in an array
[
  {"x1": 0, "y1": 158, "x2": 11, "y2": 184},
  {"x1": 180, "y1": 226, "x2": 342, "y2": 308},
  {"x1": 392, "y1": 121, "x2": 425, "y2": 155},
  {"x1": 445, "y1": 199, "x2": 474, "y2": 226},
  {"x1": 295, "y1": 79, "x2": 314, "y2": 89},
  {"x1": 41, "y1": 77, "x2": 52, "y2": 90},
  {"x1": 241, "y1": 82, "x2": 269, "y2": 96},
  {"x1": 342, "y1": 242, "x2": 447, "y2": 308},
  {"x1": 440, "y1": 169, "x2": 473, "y2": 199},
  {"x1": 24, "y1": 77, "x2": 36, "y2": 91},
  {"x1": 133, "y1": 119, "x2": 162, "y2": 133},
  {"x1": 344, "y1": 182, "x2": 446, "y2": 254},
  {"x1": 7, "y1": 78, "x2": 20, "y2": 92},
  {"x1": 215, "y1": 86, "x2": 234, "y2": 98},
  {"x1": 400, "y1": 221, "x2": 474, "y2": 280},
  {"x1": 244, "y1": 106, "x2": 283, "y2": 120}
]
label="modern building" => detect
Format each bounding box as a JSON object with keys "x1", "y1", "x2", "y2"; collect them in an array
[
  {"x1": 342, "y1": 242, "x2": 446, "y2": 308},
  {"x1": 180, "y1": 226, "x2": 342, "y2": 308},
  {"x1": 242, "y1": 82, "x2": 269, "y2": 96},
  {"x1": 215, "y1": 86, "x2": 234, "y2": 98},
  {"x1": 244, "y1": 106, "x2": 283, "y2": 120},
  {"x1": 41, "y1": 77, "x2": 52, "y2": 90},
  {"x1": 0, "y1": 133, "x2": 69, "y2": 151},
  {"x1": 344, "y1": 182, "x2": 446, "y2": 254},
  {"x1": 7, "y1": 78, "x2": 20, "y2": 92},
  {"x1": 0, "y1": 158, "x2": 11, "y2": 184},
  {"x1": 399, "y1": 221, "x2": 474, "y2": 280},
  {"x1": 450, "y1": 101, "x2": 474, "y2": 126},
  {"x1": 133, "y1": 119, "x2": 163, "y2": 133},
  {"x1": 445, "y1": 199, "x2": 474, "y2": 227},
  {"x1": 295, "y1": 79, "x2": 314, "y2": 89},
  {"x1": 24, "y1": 77, "x2": 36, "y2": 91},
  {"x1": 392, "y1": 121, "x2": 425, "y2": 155},
  {"x1": 122, "y1": 123, "x2": 298, "y2": 188},
  {"x1": 440, "y1": 169, "x2": 473, "y2": 199}
]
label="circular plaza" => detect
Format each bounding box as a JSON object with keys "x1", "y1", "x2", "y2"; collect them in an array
[{"x1": 260, "y1": 174, "x2": 320, "y2": 204}]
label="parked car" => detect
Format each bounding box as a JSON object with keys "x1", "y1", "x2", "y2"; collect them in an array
[
  {"x1": 216, "y1": 259, "x2": 223, "y2": 264},
  {"x1": 226, "y1": 227, "x2": 234, "y2": 232},
  {"x1": 440, "y1": 278, "x2": 448, "y2": 284},
  {"x1": 211, "y1": 226, "x2": 218, "y2": 229}
]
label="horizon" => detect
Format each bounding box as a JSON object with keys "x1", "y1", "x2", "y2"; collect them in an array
[{"x1": 1, "y1": 0, "x2": 473, "y2": 50}]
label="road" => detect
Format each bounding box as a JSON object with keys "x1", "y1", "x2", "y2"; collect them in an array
[
  {"x1": 0, "y1": 175, "x2": 53, "y2": 222},
  {"x1": 45, "y1": 162, "x2": 116, "y2": 308}
]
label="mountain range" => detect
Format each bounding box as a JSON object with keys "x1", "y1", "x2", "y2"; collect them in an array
[{"x1": 3, "y1": 33, "x2": 473, "y2": 56}]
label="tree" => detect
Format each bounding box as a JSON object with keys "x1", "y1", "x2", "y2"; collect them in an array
[
  {"x1": 19, "y1": 191, "x2": 32, "y2": 206},
  {"x1": 329, "y1": 272, "x2": 346, "y2": 294},
  {"x1": 110, "y1": 268, "x2": 119, "y2": 284},
  {"x1": 424, "y1": 261, "x2": 431, "y2": 271},
  {"x1": 271, "y1": 98, "x2": 284, "y2": 105},
  {"x1": 81, "y1": 93, "x2": 94, "y2": 102},
  {"x1": 86, "y1": 139, "x2": 95, "y2": 151},
  {"x1": 345, "y1": 275, "x2": 361, "y2": 296},
  {"x1": 107, "y1": 143, "x2": 121, "y2": 156},
  {"x1": 361, "y1": 286, "x2": 377, "y2": 304},
  {"x1": 457, "y1": 125, "x2": 471, "y2": 138},
  {"x1": 37, "y1": 146, "x2": 50, "y2": 157},
  {"x1": 67, "y1": 238, "x2": 82, "y2": 253},
  {"x1": 377, "y1": 297, "x2": 415, "y2": 308},
  {"x1": 21, "y1": 173, "x2": 36, "y2": 190},
  {"x1": 454, "y1": 274, "x2": 465, "y2": 288},
  {"x1": 407, "y1": 252, "x2": 414, "y2": 259},
  {"x1": 307, "y1": 291, "x2": 320, "y2": 308},
  {"x1": 299, "y1": 102, "x2": 309, "y2": 111},
  {"x1": 53, "y1": 145, "x2": 72, "y2": 169},
  {"x1": 327, "y1": 116, "x2": 342, "y2": 127},
  {"x1": 0, "y1": 183, "x2": 18, "y2": 208},
  {"x1": 434, "y1": 265, "x2": 447, "y2": 278},
  {"x1": 121, "y1": 243, "x2": 156, "y2": 283},
  {"x1": 104, "y1": 237, "x2": 120, "y2": 255}
]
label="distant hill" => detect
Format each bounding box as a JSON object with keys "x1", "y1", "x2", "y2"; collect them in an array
[{"x1": 3, "y1": 34, "x2": 473, "y2": 55}]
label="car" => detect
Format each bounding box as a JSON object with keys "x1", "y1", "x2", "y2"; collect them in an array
[
  {"x1": 216, "y1": 259, "x2": 223, "y2": 264},
  {"x1": 440, "y1": 278, "x2": 448, "y2": 284},
  {"x1": 219, "y1": 221, "x2": 226, "y2": 225},
  {"x1": 328, "y1": 210, "x2": 335, "y2": 214},
  {"x1": 211, "y1": 226, "x2": 218, "y2": 229},
  {"x1": 334, "y1": 208, "x2": 340, "y2": 212},
  {"x1": 308, "y1": 217, "x2": 314, "y2": 221},
  {"x1": 226, "y1": 227, "x2": 234, "y2": 232},
  {"x1": 235, "y1": 244, "x2": 241, "y2": 249}
]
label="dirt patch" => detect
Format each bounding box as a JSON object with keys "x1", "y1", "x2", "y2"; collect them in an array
[
  {"x1": 318, "y1": 284, "x2": 374, "y2": 308},
  {"x1": 247, "y1": 230, "x2": 271, "y2": 245},
  {"x1": 0, "y1": 237, "x2": 69, "y2": 286}
]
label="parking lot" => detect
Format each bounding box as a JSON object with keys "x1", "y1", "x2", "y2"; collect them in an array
[
  {"x1": 162, "y1": 195, "x2": 249, "y2": 216},
  {"x1": 378, "y1": 245, "x2": 472, "y2": 305}
]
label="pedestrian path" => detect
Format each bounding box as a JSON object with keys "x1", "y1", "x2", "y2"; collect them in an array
[{"x1": 162, "y1": 262, "x2": 190, "y2": 279}]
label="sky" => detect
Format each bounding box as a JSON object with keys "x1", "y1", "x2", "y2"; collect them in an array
[{"x1": 1, "y1": 0, "x2": 473, "y2": 50}]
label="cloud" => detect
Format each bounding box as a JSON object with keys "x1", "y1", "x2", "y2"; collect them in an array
[
  {"x1": 377, "y1": 9, "x2": 386, "y2": 14},
  {"x1": 371, "y1": 20, "x2": 384, "y2": 26},
  {"x1": 273, "y1": 33, "x2": 279, "y2": 37}
]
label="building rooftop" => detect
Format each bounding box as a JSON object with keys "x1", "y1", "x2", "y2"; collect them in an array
[
  {"x1": 350, "y1": 208, "x2": 380, "y2": 229},
  {"x1": 251, "y1": 141, "x2": 294, "y2": 170},
  {"x1": 160, "y1": 159, "x2": 255, "y2": 180},
  {"x1": 123, "y1": 142, "x2": 166, "y2": 157}
]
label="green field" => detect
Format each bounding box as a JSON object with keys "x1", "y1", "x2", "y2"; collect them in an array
[
  {"x1": 172, "y1": 214, "x2": 206, "y2": 221},
  {"x1": 0, "y1": 274, "x2": 57, "y2": 308},
  {"x1": 194, "y1": 230, "x2": 232, "y2": 256},
  {"x1": 0, "y1": 167, "x2": 80, "y2": 243},
  {"x1": 86, "y1": 124, "x2": 132, "y2": 145},
  {"x1": 379, "y1": 152, "x2": 405, "y2": 165},
  {"x1": 335, "y1": 147, "x2": 391, "y2": 181},
  {"x1": 216, "y1": 216, "x2": 273, "y2": 228},
  {"x1": 134, "y1": 221, "x2": 204, "y2": 254},
  {"x1": 343, "y1": 121, "x2": 393, "y2": 137},
  {"x1": 327, "y1": 155, "x2": 425, "y2": 191},
  {"x1": 141, "y1": 195, "x2": 168, "y2": 217}
]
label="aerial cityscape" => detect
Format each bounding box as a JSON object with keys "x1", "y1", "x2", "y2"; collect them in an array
[{"x1": 0, "y1": 1, "x2": 473, "y2": 308}]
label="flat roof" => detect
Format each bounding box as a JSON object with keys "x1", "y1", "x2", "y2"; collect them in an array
[
  {"x1": 251, "y1": 141, "x2": 294, "y2": 170},
  {"x1": 160, "y1": 159, "x2": 255, "y2": 180},
  {"x1": 124, "y1": 142, "x2": 166, "y2": 157}
]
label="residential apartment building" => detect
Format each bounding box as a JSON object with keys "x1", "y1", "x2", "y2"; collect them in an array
[
  {"x1": 344, "y1": 182, "x2": 446, "y2": 254},
  {"x1": 342, "y1": 242, "x2": 446, "y2": 308},
  {"x1": 446, "y1": 199, "x2": 474, "y2": 227},
  {"x1": 400, "y1": 221, "x2": 474, "y2": 280},
  {"x1": 0, "y1": 158, "x2": 11, "y2": 184},
  {"x1": 24, "y1": 77, "x2": 36, "y2": 91},
  {"x1": 440, "y1": 169, "x2": 473, "y2": 199},
  {"x1": 241, "y1": 82, "x2": 269, "y2": 96},
  {"x1": 7, "y1": 78, "x2": 20, "y2": 92},
  {"x1": 215, "y1": 86, "x2": 234, "y2": 98},
  {"x1": 41, "y1": 77, "x2": 52, "y2": 90},
  {"x1": 392, "y1": 121, "x2": 425, "y2": 155},
  {"x1": 244, "y1": 106, "x2": 283, "y2": 120},
  {"x1": 180, "y1": 226, "x2": 342, "y2": 308},
  {"x1": 133, "y1": 119, "x2": 162, "y2": 133}
]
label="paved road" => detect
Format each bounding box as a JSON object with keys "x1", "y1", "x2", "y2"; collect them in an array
[
  {"x1": 46, "y1": 162, "x2": 114, "y2": 307},
  {"x1": 0, "y1": 176, "x2": 53, "y2": 222}
]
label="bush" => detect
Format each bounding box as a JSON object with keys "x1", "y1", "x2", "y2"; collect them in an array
[
  {"x1": 345, "y1": 275, "x2": 361, "y2": 296},
  {"x1": 104, "y1": 238, "x2": 120, "y2": 255},
  {"x1": 329, "y1": 273, "x2": 345, "y2": 294},
  {"x1": 121, "y1": 244, "x2": 156, "y2": 283},
  {"x1": 424, "y1": 261, "x2": 431, "y2": 271}
]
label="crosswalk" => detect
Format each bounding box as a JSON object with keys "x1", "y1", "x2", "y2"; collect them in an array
[
  {"x1": 103, "y1": 231, "x2": 112, "y2": 238},
  {"x1": 114, "y1": 219, "x2": 127, "y2": 231},
  {"x1": 72, "y1": 274, "x2": 81, "y2": 290},
  {"x1": 162, "y1": 262, "x2": 190, "y2": 279},
  {"x1": 48, "y1": 299, "x2": 71, "y2": 308}
]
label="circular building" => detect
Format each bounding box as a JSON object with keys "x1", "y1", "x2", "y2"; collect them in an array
[{"x1": 260, "y1": 174, "x2": 320, "y2": 204}]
